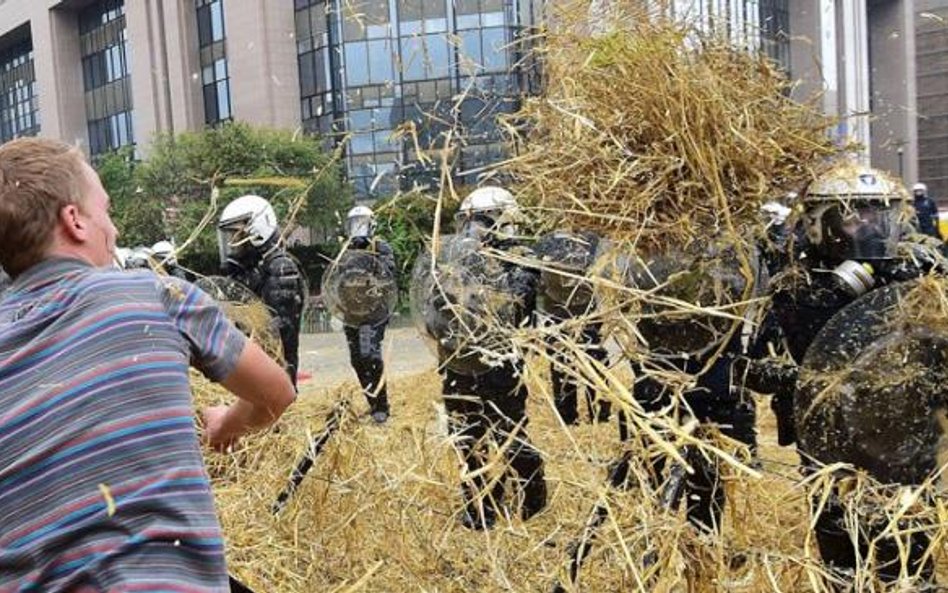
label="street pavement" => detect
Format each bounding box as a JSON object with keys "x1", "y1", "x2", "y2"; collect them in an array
[{"x1": 296, "y1": 327, "x2": 437, "y2": 392}]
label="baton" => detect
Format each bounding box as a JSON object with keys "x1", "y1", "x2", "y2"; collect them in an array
[{"x1": 271, "y1": 400, "x2": 349, "y2": 514}]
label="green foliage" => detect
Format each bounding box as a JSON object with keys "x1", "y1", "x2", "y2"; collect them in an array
[
  {"x1": 95, "y1": 148, "x2": 164, "y2": 247},
  {"x1": 95, "y1": 122, "x2": 352, "y2": 274},
  {"x1": 373, "y1": 191, "x2": 458, "y2": 296}
]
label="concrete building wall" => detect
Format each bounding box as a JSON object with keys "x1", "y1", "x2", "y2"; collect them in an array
[
  {"x1": 0, "y1": 0, "x2": 303, "y2": 154},
  {"x1": 163, "y1": 0, "x2": 204, "y2": 135},
  {"x1": 916, "y1": 0, "x2": 948, "y2": 201},
  {"x1": 868, "y1": 0, "x2": 918, "y2": 184},
  {"x1": 225, "y1": 0, "x2": 300, "y2": 130}
]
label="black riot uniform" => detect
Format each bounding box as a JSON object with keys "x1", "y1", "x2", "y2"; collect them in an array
[
  {"x1": 912, "y1": 187, "x2": 939, "y2": 239},
  {"x1": 536, "y1": 231, "x2": 611, "y2": 425},
  {"x1": 224, "y1": 241, "x2": 306, "y2": 390},
  {"x1": 756, "y1": 166, "x2": 944, "y2": 586},
  {"x1": 624, "y1": 240, "x2": 764, "y2": 534},
  {"x1": 342, "y1": 236, "x2": 395, "y2": 421},
  {"x1": 766, "y1": 242, "x2": 939, "y2": 583},
  {"x1": 550, "y1": 323, "x2": 609, "y2": 424},
  {"x1": 434, "y1": 235, "x2": 547, "y2": 530}
]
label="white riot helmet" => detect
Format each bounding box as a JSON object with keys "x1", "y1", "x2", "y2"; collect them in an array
[
  {"x1": 217, "y1": 195, "x2": 279, "y2": 265},
  {"x1": 912, "y1": 182, "x2": 928, "y2": 197},
  {"x1": 125, "y1": 246, "x2": 154, "y2": 270},
  {"x1": 346, "y1": 205, "x2": 375, "y2": 239},
  {"x1": 760, "y1": 201, "x2": 791, "y2": 227},
  {"x1": 803, "y1": 162, "x2": 906, "y2": 262},
  {"x1": 151, "y1": 240, "x2": 177, "y2": 266},
  {"x1": 455, "y1": 186, "x2": 520, "y2": 240},
  {"x1": 114, "y1": 247, "x2": 132, "y2": 270}
]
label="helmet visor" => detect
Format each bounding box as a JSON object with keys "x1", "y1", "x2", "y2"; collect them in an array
[
  {"x1": 819, "y1": 201, "x2": 900, "y2": 260},
  {"x1": 346, "y1": 215, "x2": 373, "y2": 239},
  {"x1": 217, "y1": 223, "x2": 254, "y2": 265}
]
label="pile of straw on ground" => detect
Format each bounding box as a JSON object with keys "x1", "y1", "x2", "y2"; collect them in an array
[{"x1": 197, "y1": 367, "x2": 803, "y2": 592}]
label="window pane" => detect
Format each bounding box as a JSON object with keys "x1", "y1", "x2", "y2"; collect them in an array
[
  {"x1": 210, "y1": 2, "x2": 225, "y2": 41},
  {"x1": 481, "y1": 0, "x2": 502, "y2": 13},
  {"x1": 424, "y1": 0, "x2": 447, "y2": 19},
  {"x1": 295, "y1": 8, "x2": 312, "y2": 40},
  {"x1": 214, "y1": 57, "x2": 227, "y2": 80},
  {"x1": 399, "y1": 0, "x2": 423, "y2": 21},
  {"x1": 480, "y1": 28, "x2": 507, "y2": 72},
  {"x1": 350, "y1": 131, "x2": 375, "y2": 154},
  {"x1": 481, "y1": 11, "x2": 504, "y2": 26},
  {"x1": 217, "y1": 79, "x2": 231, "y2": 119},
  {"x1": 197, "y1": 6, "x2": 212, "y2": 45},
  {"x1": 299, "y1": 53, "x2": 316, "y2": 96},
  {"x1": 456, "y1": 0, "x2": 480, "y2": 15},
  {"x1": 344, "y1": 42, "x2": 369, "y2": 86},
  {"x1": 204, "y1": 84, "x2": 219, "y2": 122},
  {"x1": 349, "y1": 108, "x2": 373, "y2": 131},
  {"x1": 459, "y1": 29, "x2": 481, "y2": 74},
  {"x1": 399, "y1": 36, "x2": 425, "y2": 81},
  {"x1": 367, "y1": 39, "x2": 394, "y2": 84},
  {"x1": 424, "y1": 34, "x2": 449, "y2": 78}
]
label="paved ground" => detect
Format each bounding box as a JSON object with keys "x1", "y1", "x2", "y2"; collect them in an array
[{"x1": 296, "y1": 327, "x2": 436, "y2": 390}]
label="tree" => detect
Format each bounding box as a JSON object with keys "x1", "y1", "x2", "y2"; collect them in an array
[{"x1": 96, "y1": 122, "x2": 352, "y2": 274}]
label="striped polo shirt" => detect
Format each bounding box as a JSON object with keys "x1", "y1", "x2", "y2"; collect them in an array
[{"x1": 0, "y1": 258, "x2": 246, "y2": 592}]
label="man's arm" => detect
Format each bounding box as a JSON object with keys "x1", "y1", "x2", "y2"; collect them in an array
[{"x1": 204, "y1": 340, "x2": 296, "y2": 451}]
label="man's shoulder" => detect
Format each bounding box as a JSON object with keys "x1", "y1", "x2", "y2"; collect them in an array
[{"x1": 77, "y1": 267, "x2": 164, "y2": 298}]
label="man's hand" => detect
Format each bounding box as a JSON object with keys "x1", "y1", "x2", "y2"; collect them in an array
[
  {"x1": 203, "y1": 405, "x2": 242, "y2": 452},
  {"x1": 210, "y1": 341, "x2": 295, "y2": 451}
]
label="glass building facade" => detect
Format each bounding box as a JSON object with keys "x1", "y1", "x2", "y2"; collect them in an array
[
  {"x1": 80, "y1": 0, "x2": 134, "y2": 155},
  {"x1": 295, "y1": 0, "x2": 540, "y2": 196},
  {"x1": 0, "y1": 37, "x2": 39, "y2": 143},
  {"x1": 196, "y1": 0, "x2": 232, "y2": 125},
  {"x1": 759, "y1": 0, "x2": 790, "y2": 73}
]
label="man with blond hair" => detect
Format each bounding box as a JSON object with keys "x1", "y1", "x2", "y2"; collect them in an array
[{"x1": 0, "y1": 137, "x2": 296, "y2": 590}]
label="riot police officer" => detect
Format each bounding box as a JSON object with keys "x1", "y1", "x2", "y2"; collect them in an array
[
  {"x1": 535, "y1": 230, "x2": 610, "y2": 425},
  {"x1": 626, "y1": 239, "x2": 762, "y2": 534},
  {"x1": 339, "y1": 205, "x2": 395, "y2": 424},
  {"x1": 416, "y1": 186, "x2": 547, "y2": 530},
  {"x1": 218, "y1": 194, "x2": 307, "y2": 390},
  {"x1": 124, "y1": 246, "x2": 154, "y2": 270},
  {"x1": 911, "y1": 182, "x2": 939, "y2": 239},
  {"x1": 764, "y1": 162, "x2": 939, "y2": 585},
  {"x1": 152, "y1": 239, "x2": 189, "y2": 280}
]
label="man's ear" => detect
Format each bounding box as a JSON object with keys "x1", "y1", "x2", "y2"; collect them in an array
[{"x1": 59, "y1": 203, "x2": 87, "y2": 242}]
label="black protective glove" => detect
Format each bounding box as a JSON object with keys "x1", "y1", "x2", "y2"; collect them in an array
[{"x1": 733, "y1": 356, "x2": 798, "y2": 446}]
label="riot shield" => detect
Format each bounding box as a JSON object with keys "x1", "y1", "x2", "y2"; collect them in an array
[
  {"x1": 796, "y1": 279, "x2": 948, "y2": 484},
  {"x1": 321, "y1": 249, "x2": 397, "y2": 326},
  {"x1": 194, "y1": 275, "x2": 283, "y2": 362},
  {"x1": 625, "y1": 240, "x2": 757, "y2": 358},
  {"x1": 410, "y1": 235, "x2": 529, "y2": 376},
  {"x1": 535, "y1": 231, "x2": 598, "y2": 318}
]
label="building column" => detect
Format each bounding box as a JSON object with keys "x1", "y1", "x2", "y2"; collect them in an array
[
  {"x1": 868, "y1": 0, "x2": 917, "y2": 183},
  {"x1": 226, "y1": 0, "x2": 301, "y2": 130},
  {"x1": 838, "y1": 0, "x2": 871, "y2": 162},
  {"x1": 32, "y1": 5, "x2": 87, "y2": 147},
  {"x1": 163, "y1": 0, "x2": 203, "y2": 135},
  {"x1": 788, "y1": 0, "x2": 839, "y2": 114},
  {"x1": 127, "y1": 0, "x2": 169, "y2": 153}
]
